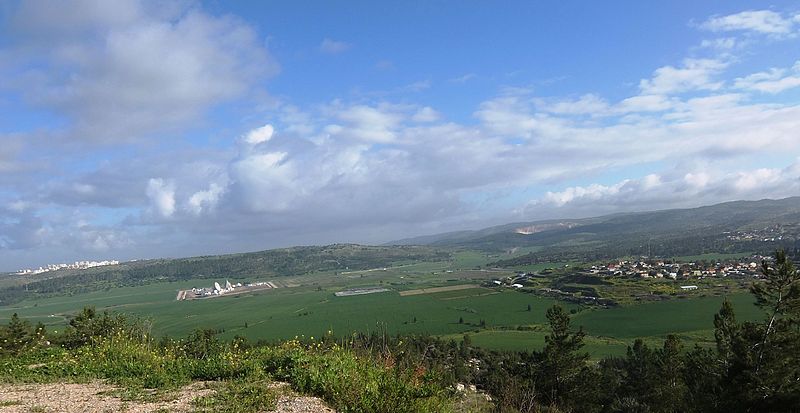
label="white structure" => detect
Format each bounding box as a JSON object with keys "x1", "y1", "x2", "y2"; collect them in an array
[
  {"x1": 680, "y1": 285, "x2": 698, "y2": 290},
  {"x1": 17, "y1": 260, "x2": 120, "y2": 275}
]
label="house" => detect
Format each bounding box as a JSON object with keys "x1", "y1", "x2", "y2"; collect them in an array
[{"x1": 680, "y1": 285, "x2": 698, "y2": 290}]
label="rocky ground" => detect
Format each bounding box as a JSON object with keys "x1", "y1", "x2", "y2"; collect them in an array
[{"x1": 0, "y1": 381, "x2": 334, "y2": 413}]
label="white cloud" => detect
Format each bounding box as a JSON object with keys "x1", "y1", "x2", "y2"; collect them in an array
[
  {"x1": 525, "y1": 160, "x2": 800, "y2": 216},
  {"x1": 412, "y1": 107, "x2": 440, "y2": 122},
  {"x1": 701, "y1": 10, "x2": 796, "y2": 35},
  {"x1": 639, "y1": 59, "x2": 728, "y2": 95},
  {"x1": 243, "y1": 124, "x2": 275, "y2": 145},
  {"x1": 319, "y1": 38, "x2": 352, "y2": 54},
  {"x1": 6, "y1": 0, "x2": 277, "y2": 143},
  {"x1": 699, "y1": 37, "x2": 738, "y2": 50},
  {"x1": 7, "y1": 5, "x2": 800, "y2": 268},
  {"x1": 616, "y1": 94, "x2": 676, "y2": 113},
  {"x1": 334, "y1": 105, "x2": 404, "y2": 143},
  {"x1": 541, "y1": 181, "x2": 629, "y2": 207},
  {"x1": 542, "y1": 94, "x2": 610, "y2": 115},
  {"x1": 734, "y1": 62, "x2": 800, "y2": 93},
  {"x1": 475, "y1": 95, "x2": 538, "y2": 137},
  {"x1": 146, "y1": 178, "x2": 176, "y2": 218},
  {"x1": 187, "y1": 183, "x2": 225, "y2": 215}
]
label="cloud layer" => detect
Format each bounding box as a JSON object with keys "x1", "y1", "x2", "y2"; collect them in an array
[{"x1": 1, "y1": 4, "x2": 800, "y2": 269}]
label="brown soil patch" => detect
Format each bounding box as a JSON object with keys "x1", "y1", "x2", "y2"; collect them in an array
[{"x1": 0, "y1": 381, "x2": 334, "y2": 413}]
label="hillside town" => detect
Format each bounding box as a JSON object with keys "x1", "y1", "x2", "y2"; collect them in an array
[
  {"x1": 583, "y1": 256, "x2": 769, "y2": 279},
  {"x1": 724, "y1": 224, "x2": 800, "y2": 242},
  {"x1": 16, "y1": 260, "x2": 120, "y2": 275}
]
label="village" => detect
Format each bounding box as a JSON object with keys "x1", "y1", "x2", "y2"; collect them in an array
[
  {"x1": 478, "y1": 254, "x2": 773, "y2": 307},
  {"x1": 16, "y1": 260, "x2": 120, "y2": 275},
  {"x1": 723, "y1": 224, "x2": 800, "y2": 242},
  {"x1": 582, "y1": 255, "x2": 769, "y2": 279}
]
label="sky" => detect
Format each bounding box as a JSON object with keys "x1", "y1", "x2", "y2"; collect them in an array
[{"x1": 1, "y1": 1, "x2": 800, "y2": 270}]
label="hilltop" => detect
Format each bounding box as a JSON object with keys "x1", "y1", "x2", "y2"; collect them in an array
[{"x1": 390, "y1": 197, "x2": 800, "y2": 261}]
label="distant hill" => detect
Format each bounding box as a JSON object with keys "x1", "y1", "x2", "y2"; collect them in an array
[
  {"x1": 0, "y1": 244, "x2": 449, "y2": 307},
  {"x1": 388, "y1": 197, "x2": 800, "y2": 262},
  {"x1": 4, "y1": 197, "x2": 800, "y2": 307}
]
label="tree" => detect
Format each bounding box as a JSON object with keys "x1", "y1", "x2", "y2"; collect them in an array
[
  {"x1": 713, "y1": 299, "x2": 738, "y2": 362},
  {"x1": 3, "y1": 313, "x2": 32, "y2": 354},
  {"x1": 537, "y1": 305, "x2": 589, "y2": 408},
  {"x1": 686, "y1": 250, "x2": 800, "y2": 412},
  {"x1": 654, "y1": 335, "x2": 687, "y2": 412},
  {"x1": 742, "y1": 249, "x2": 800, "y2": 409}
]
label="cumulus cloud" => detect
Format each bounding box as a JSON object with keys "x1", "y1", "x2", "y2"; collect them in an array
[
  {"x1": 243, "y1": 124, "x2": 275, "y2": 145},
  {"x1": 523, "y1": 160, "x2": 800, "y2": 217},
  {"x1": 5, "y1": 0, "x2": 277, "y2": 143},
  {"x1": 639, "y1": 59, "x2": 728, "y2": 95},
  {"x1": 733, "y1": 61, "x2": 800, "y2": 93},
  {"x1": 542, "y1": 94, "x2": 610, "y2": 115},
  {"x1": 186, "y1": 183, "x2": 225, "y2": 215},
  {"x1": 146, "y1": 178, "x2": 176, "y2": 218},
  {"x1": 412, "y1": 107, "x2": 440, "y2": 122},
  {"x1": 319, "y1": 38, "x2": 352, "y2": 54},
  {"x1": 333, "y1": 105, "x2": 404, "y2": 143},
  {"x1": 5, "y1": 4, "x2": 800, "y2": 269}
]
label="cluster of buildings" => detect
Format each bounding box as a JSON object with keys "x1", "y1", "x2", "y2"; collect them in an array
[
  {"x1": 584, "y1": 256, "x2": 768, "y2": 279},
  {"x1": 179, "y1": 280, "x2": 277, "y2": 300},
  {"x1": 16, "y1": 260, "x2": 120, "y2": 275},
  {"x1": 191, "y1": 280, "x2": 243, "y2": 297},
  {"x1": 724, "y1": 225, "x2": 798, "y2": 242}
]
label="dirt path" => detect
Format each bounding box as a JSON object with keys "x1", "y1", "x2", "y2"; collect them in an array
[{"x1": 0, "y1": 381, "x2": 334, "y2": 413}]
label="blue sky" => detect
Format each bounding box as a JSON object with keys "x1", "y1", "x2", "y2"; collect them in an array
[{"x1": 1, "y1": 0, "x2": 800, "y2": 270}]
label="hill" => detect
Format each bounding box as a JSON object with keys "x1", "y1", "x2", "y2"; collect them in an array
[
  {"x1": 389, "y1": 197, "x2": 800, "y2": 262},
  {"x1": 0, "y1": 244, "x2": 449, "y2": 307}
]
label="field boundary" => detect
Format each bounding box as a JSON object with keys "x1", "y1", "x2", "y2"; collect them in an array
[{"x1": 399, "y1": 284, "x2": 482, "y2": 296}]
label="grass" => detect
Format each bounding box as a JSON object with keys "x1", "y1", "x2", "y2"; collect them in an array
[
  {"x1": 508, "y1": 262, "x2": 570, "y2": 273},
  {"x1": 673, "y1": 252, "x2": 754, "y2": 262},
  {"x1": 443, "y1": 330, "x2": 632, "y2": 358},
  {"x1": 192, "y1": 379, "x2": 277, "y2": 413},
  {"x1": 1, "y1": 336, "x2": 454, "y2": 413},
  {"x1": 0, "y1": 284, "x2": 571, "y2": 342},
  {"x1": 573, "y1": 293, "x2": 762, "y2": 338},
  {"x1": 0, "y1": 266, "x2": 764, "y2": 357}
]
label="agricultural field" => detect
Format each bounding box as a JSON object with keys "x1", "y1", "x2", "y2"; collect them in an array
[
  {"x1": 673, "y1": 252, "x2": 755, "y2": 262},
  {"x1": 0, "y1": 256, "x2": 764, "y2": 358}
]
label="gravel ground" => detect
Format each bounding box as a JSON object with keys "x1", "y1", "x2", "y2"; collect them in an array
[{"x1": 0, "y1": 381, "x2": 334, "y2": 413}]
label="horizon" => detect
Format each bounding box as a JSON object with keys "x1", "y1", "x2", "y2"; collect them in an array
[
  {"x1": 2, "y1": 1, "x2": 800, "y2": 269},
  {"x1": 5, "y1": 194, "x2": 795, "y2": 273}
]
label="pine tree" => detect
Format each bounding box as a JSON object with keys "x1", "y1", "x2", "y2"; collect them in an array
[
  {"x1": 5, "y1": 313, "x2": 32, "y2": 354},
  {"x1": 538, "y1": 304, "x2": 589, "y2": 408},
  {"x1": 745, "y1": 249, "x2": 800, "y2": 409}
]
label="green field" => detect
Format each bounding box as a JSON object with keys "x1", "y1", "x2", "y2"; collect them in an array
[
  {"x1": 673, "y1": 252, "x2": 754, "y2": 262},
  {"x1": 0, "y1": 269, "x2": 764, "y2": 358}
]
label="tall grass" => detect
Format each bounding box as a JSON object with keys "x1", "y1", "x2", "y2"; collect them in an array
[{"x1": 0, "y1": 332, "x2": 454, "y2": 413}]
